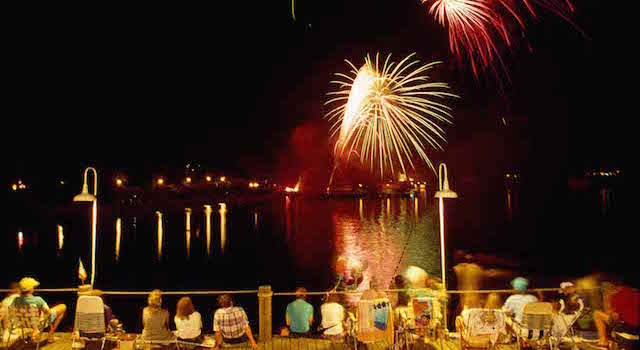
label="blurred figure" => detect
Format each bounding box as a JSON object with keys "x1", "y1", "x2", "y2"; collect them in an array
[
  {"x1": 502, "y1": 277, "x2": 538, "y2": 326},
  {"x1": 321, "y1": 293, "x2": 346, "y2": 339},
  {"x1": 593, "y1": 283, "x2": 639, "y2": 349},
  {"x1": 213, "y1": 294, "x2": 258, "y2": 349},
  {"x1": 12, "y1": 277, "x2": 67, "y2": 343},
  {"x1": 174, "y1": 296, "x2": 203, "y2": 344},
  {"x1": 453, "y1": 254, "x2": 484, "y2": 312},
  {"x1": 484, "y1": 292, "x2": 502, "y2": 309},
  {"x1": 390, "y1": 275, "x2": 409, "y2": 308},
  {"x1": 556, "y1": 282, "x2": 584, "y2": 314},
  {"x1": 142, "y1": 290, "x2": 173, "y2": 342},
  {"x1": 394, "y1": 292, "x2": 415, "y2": 329},
  {"x1": 285, "y1": 287, "x2": 313, "y2": 337},
  {"x1": 1, "y1": 282, "x2": 19, "y2": 341}
]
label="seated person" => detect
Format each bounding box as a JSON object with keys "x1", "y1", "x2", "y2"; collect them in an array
[
  {"x1": 213, "y1": 294, "x2": 258, "y2": 349},
  {"x1": 394, "y1": 292, "x2": 414, "y2": 330},
  {"x1": 285, "y1": 287, "x2": 313, "y2": 337},
  {"x1": 502, "y1": 277, "x2": 538, "y2": 326},
  {"x1": 320, "y1": 293, "x2": 346, "y2": 339},
  {"x1": 89, "y1": 289, "x2": 120, "y2": 332},
  {"x1": 593, "y1": 284, "x2": 639, "y2": 349},
  {"x1": 555, "y1": 281, "x2": 584, "y2": 314},
  {"x1": 1, "y1": 282, "x2": 19, "y2": 341},
  {"x1": 142, "y1": 290, "x2": 173, "y2": 342},
  {"x1": 174, "y1": 296, "x2": 203, "y2": 344},
  {"x1": 12, "y1": 277, "x2": 67, "y2": 343}
]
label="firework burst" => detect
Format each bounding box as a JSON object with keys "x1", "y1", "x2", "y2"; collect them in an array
[
  {"x1": 325, "y1": 53, "x2": 458, "y2": 177},
  {"x1": 425, "y1": 0, "x2": 576, "y2": 80}
]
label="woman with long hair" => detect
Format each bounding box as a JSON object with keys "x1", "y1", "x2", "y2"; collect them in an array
[{"x1": 174, "y1": 296, "x2": 203, "y2": 344}]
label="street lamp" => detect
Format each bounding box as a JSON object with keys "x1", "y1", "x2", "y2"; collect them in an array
[
  {"x1": 73, "y1": 167, "x2": 98, "y2": 286},
  {"x1": 434, "y1": 163, "x2": 457, "y2": 290}
]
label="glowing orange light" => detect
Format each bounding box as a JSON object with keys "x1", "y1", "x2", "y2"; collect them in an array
[
  {"x1": 358, "y1": 183, "x2": 363, "y2": 188},
  {"x1": 18, "y1": 231, "x2": 23, "y2": 249},
  {"x1": 157, "y1": 178, "x2": 164, "y2": 185},
  {"x1": 186, "y1": 177, "x2": 192, "y2": 183},
  {"x1": 11, "y1": 184, "x2": 17, "y2": 191},
  {"x1": 116, "y1": 179, "x2": 123, "y2": 186},
  {"x1": 220, "y1": 176, "x2": 226, "y2": 182},
  {"x1": 206, "y1": 176, "x2": 212, "y2": 182}
]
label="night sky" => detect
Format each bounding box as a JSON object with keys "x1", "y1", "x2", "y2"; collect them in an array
[{"x1": 4, "y1": 1, "x2": 622, "y2": 186}]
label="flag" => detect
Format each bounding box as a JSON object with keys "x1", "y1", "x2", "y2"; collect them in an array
[{"x1": 78, "y1": 258, "x2": 87, "y2": 283}]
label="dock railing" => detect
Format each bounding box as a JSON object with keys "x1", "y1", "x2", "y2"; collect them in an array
[{"x1": 0, "y1": 285, "x2": 601, "y2": 342}]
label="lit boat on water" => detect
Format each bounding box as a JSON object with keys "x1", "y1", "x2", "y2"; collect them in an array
[{"x1": 324, "y1": 184, "x2": 368, "y2": 198}]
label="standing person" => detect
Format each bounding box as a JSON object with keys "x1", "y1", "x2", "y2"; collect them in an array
[
  {"x1": 174, "y1": 296, "x2": 203, "y2": 344},
  {"x1": 11, "y1": 277, "x2": 67, "y2": 343},
  {"x1": 502, "y1": 277, "x2": 538, "y2": 326},
  {"x1": 213, "y1": 294, "x2": 258, "y2": 349},
  {"x1": 285, "y1": 287, "x2": 313, "y2": 337},
  {"x1": 142, "y1": 290, "x2": 173, "y2": 342},
  {"x1": 1, "y1": 282, "x2": 20, "y2": 342},
  {"x1": 321, "y1": 293, "x2": 346, "y2": 339}
]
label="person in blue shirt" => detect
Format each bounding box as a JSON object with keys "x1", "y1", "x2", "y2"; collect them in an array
[
  {"x1": 12, "y1": 277, "x2": 67, "y2": 343},
  {"x1": 285, "y1": 287, "x2": 314, "y2": 337}
]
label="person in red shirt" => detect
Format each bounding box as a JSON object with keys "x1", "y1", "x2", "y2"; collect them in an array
[{"x1": 593, "y1": 283, "x2": 639, "y2": 348}]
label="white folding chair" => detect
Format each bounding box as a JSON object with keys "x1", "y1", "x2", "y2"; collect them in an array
[{"x1": 72, "y1": 295, "x2": 108, "y2": 349}]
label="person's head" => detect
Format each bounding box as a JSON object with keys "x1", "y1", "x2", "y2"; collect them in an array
[
  {"x1": 217, "y1": 294, "x2": 233, "y2": 308},
  {"x1": 398, "y1": 292, "x2": 411, "y2": 307},
  {"x1": 148, "y1": 289, "x2": 162, "y2": 308},
  {"x1": 511, "y1": 277, "x2": 529, "y2": 294},
  {"x1": 176, "y1": 296, "x2": 195, "y2": 320},
  {"x1": 7, "y1": 282, "x2": 18, "y2": 295},
  {"x1": 295, "y1": 287, "x2": 307, "y2": 301},
  {"x1": 560, "y1": 282, "x2": 575, "y2": 296},
  {"x1": 326, "y1": 293, "x2": 341, "y2": 304},
  {"x1": 394, "y1": 275, "x2": 407, "y2": 288},
  {"x1": 18, "y1": 277, "x2": 39, "y2": 295}
]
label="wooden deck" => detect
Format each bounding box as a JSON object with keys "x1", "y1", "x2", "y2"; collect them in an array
[{"x1": 4, "y1": 333, "x2": 597, "y2": 350}]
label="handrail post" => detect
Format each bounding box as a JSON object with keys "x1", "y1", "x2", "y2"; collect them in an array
[{"x1": 258, "y1": 285, "x2": 273, "y2": 343}]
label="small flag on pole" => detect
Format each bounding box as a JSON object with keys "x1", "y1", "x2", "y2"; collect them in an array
[{"x1": 78, "y1": 258, "x2": 87, "y2": 284}]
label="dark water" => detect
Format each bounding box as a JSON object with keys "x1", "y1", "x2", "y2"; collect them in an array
[{"x1": 4, "y1": 180, "x2": 630, "y2": 333}]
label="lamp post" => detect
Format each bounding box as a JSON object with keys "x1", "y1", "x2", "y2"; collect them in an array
[
  {"x1": 73, "y1": 167, "x2": 98, "y2": 286},
  {"x1": 434, "y1": 163, "x2": 457, "y2": 289},
  {"x1": 434, "y1": 163, "x2": 457, "y2": 334}
]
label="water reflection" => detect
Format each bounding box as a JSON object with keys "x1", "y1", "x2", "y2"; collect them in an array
[
  {"x1": 507, "y1": 189, "x2": 512, "y2": 221},
  {"x1": 156, "y1": 211, "x2": 163, "y2": 258},
  {"x1": 219, "y1": 203, "x2": 227, "y2": 253},
  {"x1": 414, "y1": 197, "x2": 419, "y2": 218},
  {"x1": 18, "y1": 231, "x2": 23, "y2": 249},
  {"x1": 57, "y1": 225, "x2": 64, "y2": 250},
  {"x1": 115, "y1": 218, "x2": 121, "y2": 261},
  {"x1": 204, "y1": 205, "x2": 212, "y2": 256},
  {"x1": 185, "y1": 208, "x2": 192, "y2": 259},
  {"x1": 359, "y1": 199, "x2": 364, "y2": 221},
  {"x1": 254, "y1": 212, "x2": 258, "y2": 231},
  {"x1": 285, "y1": 196, "x2": 291, "y2": 238}
]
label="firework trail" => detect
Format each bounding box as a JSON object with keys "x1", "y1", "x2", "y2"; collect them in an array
[{"x1": 325, "y1": 53, "x2": 458, "y2": 177}]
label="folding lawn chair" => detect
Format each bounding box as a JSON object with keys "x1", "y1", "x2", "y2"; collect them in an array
[{"x1": 458, "y1": 308, "x2": 507, "y2": 350}]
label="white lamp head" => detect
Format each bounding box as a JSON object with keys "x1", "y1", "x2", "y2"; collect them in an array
[
  {"x1": 73, "y1": 183, "x2": 97, "y2": 202},
  {"x1": 434, "y1": 163, "x2": 458, "y2": 199}
]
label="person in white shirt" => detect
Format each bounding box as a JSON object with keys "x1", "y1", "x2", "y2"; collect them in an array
[
  {"x1": 321, "y1": 293, "x2": 345, "y2": 339},
  {"x1": 1, "y1": 282, "x2": 19, "y2": 342},
  {"x1": 502, "y1": 277, "x2": 538, "y2": 325},
  {"x1": 174, "y1": 296, "x2": 203, "y2": 344}
]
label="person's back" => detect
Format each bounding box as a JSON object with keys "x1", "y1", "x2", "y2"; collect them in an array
[
  {"x1": 502, "y1": 294, "x2": 538, "y2": 324},
  {"x1": 214, "y1": 306, "x2": 249, "y2": 340},
  {"x1": 142, "y1": 307, "x2": 172, "y2": 340},
  {"x1": 320, "y1": 296, "x2": 345, "y2": 336},
  {"x1": 175, "y1": 311, "x2": 202, "y2": 340},
  {"x1": 286, "y1": 299, "x2": 313, "y2": 334},
  {"x1": 142, "y1": 290, "x2": 172, "y2": 341}
]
